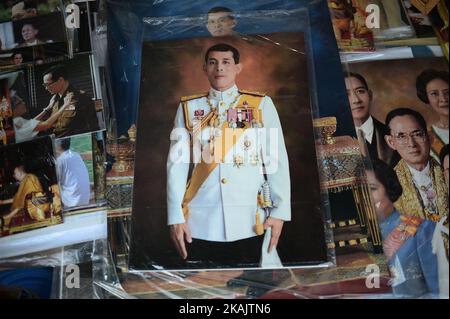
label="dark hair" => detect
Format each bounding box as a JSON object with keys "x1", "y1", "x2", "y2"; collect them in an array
[
  {"x1": 208, "y1": 6, "x2": 234, "y2": 18},
  {"x1": 43, "y1": 64, "x2": 67, "y2": 81},
  {"x1": 385, "y1": 108, "x2": 428, "y2": 133},
  {"x1": 370, "y1": 158, "x2": 403, "y2": 203},
  {"x1": 23, "y1": 0, "x2": 38, "y2": 10},
  {"x1": 205, "y1": 43, "x2": 240, "y2": 64},
  {"x1": 416, "y1": 69, "x2": 449, "y2": 104},
  {"x1": 440, "y1": 144, "x2": 449, "y2": 165},
  {"x1": 343, "y1": 72, "x2": 369, "y2": 90},
  {"x1": 56, "y1": 138, "x2": 71, "y2": 151},
  {"x1": 14, "y1": 164, "x2": 27, "y2": 174},
  {"x1": 21, "y1": 22, "x2": 38, "y2": 30}
]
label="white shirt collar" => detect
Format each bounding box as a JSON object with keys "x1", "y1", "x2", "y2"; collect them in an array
[
  {"x1": 356, "y1": 116, "x2": 374, "y2": 144},
  {"x1": 407, "y1": 161, "x2": 431, "y2": 185},
  {"x1": 209, "y1": 85, "x2": 239, "y2": 103}
]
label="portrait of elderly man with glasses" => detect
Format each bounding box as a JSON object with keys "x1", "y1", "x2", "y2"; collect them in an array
[
  {"x1": 40, "y1": 64, "x2": 99, "y2": 138},
  {"x1": 384, "y1": 108, "x2": 448, "y2": 222}
]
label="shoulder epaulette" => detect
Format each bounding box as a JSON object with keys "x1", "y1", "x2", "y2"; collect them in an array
[
  {"x1": 239, "y1": 90, "x2": 266, "y2": 97},
  {"x1": 180, "y1": 93, "x2": 208, "y2": 102}
]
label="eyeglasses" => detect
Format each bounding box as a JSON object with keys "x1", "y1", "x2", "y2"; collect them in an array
[
  {"x1": 42, "y1": 81, "x2": 56, "y2": 89},
  {"x1": 391, "y1": 130, "x2": 427, "y2": 145}
]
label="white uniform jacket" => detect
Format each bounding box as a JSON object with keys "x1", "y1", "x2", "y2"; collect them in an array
[{"x1": 167, "y1": 85, "x2": 291, "y2": 242}]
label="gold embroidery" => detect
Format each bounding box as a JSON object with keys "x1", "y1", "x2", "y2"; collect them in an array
[
  {"x1": 238, "y1": 90, "x2": 266, "y2": 97},
  {"x1": 394, "y1": 159, "x2": 449, "y2": 221},
  {"x1": 180, "y1": 93, "x2": 208, "y2": 102}
]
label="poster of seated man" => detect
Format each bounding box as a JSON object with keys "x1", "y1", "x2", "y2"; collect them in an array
[{"x1": 0, "y1": 135, "x2": 62, "y2": 237}]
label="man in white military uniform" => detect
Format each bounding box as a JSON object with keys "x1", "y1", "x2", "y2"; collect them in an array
[{"x1": 167, "y1": 43, "x2": 291, "y2": 267}]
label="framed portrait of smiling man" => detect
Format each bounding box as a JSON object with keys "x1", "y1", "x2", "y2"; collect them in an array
[{"x1": 129, "y1": 21, "x2": 336, "y2": 271}]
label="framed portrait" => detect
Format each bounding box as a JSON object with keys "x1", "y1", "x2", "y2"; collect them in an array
[
  {"x1": 0, "y1": 135, "x2": 63, "y2": 238},
  {"x1": 345, "y1": 56, "x2": 449, "y2": 161},
  {"x1": 1, "y1": 0, "x2": 99, "y2": 62},
  {"x1": 0, "y1": 47, "x2": 33, "y2": 69},
  {"x1": 343, "y1": 56, "x2": 449, "y2": 297},
  {"x1": 346, "y1": 57, "x2": 448, "y2": 136},
  {"x1": 0, "y1": 0, "x2": 63, "y2": 24},
  {"x1": 54, "y1": 131, "x2": 105, "y2": 213},
  {"x1": 9, "y1": 54, "x2": 105, "y2": 142},
  {"x1": 54, "y1": 131, "x2": 107, "y2": 214},
  {"x1": 129, "y1": 20, "x2": 333, "y2": 270},
  {"x1": 12, "y1": 11, "x2": 66, "y2": 50},
  {"x1": 104, "y1": 1, "x2": 393, "y2": 296},
  {"x1": 327, "y1": 0, "x2": 375, "y2": 52}
]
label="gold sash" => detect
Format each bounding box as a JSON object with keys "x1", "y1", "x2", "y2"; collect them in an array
[
  {"x1": 394, "y1": 159, "x2": 449, "y2": 222},
  {"x1": 181, "y1": 94, "x2": 264, "y2": 219}
]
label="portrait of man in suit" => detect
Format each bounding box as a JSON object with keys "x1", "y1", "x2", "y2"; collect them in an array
[{"x1": 344, "y1": 72, "x2": 399, "y2": 166}]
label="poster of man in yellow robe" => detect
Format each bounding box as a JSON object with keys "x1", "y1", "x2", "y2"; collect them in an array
[{"x1": 0, "y1": 136, "x2": 62, "y2": 237}]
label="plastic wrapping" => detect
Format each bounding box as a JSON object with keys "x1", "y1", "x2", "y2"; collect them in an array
[
  {"x1": 0, "y1": 1, "x2": 67, "y2": 68},
  {"x1": 107, "y1": 0, "x2": 355, "y2": 137},
  {"x1": 7, "y1": 0, "x2": 448, "y2": 300},
  {"x1": 0, "y1": 0, "x2": 99, "y2": 70},
  {"x1": 0, "y1": 0, "x2": 110, "y2": 287},
  {"x1": 341, "y1": 54, "x2": 449, "y2": 299},
  {"x1": 339, "y1": 0, "x2": 449, "y2": 297},
  {"x1": 131, "y1": 7, "x2": 334, "y2": 271},
  {"x1": 87, "y1": 0, "x2": 395, "y2": 300}
]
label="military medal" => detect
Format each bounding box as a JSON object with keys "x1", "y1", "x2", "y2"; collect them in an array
[
  {"x1": 244, "y1": 109, "x2": 253, "y2": 123},
  {"x1": 243, "y1": 136, "x2": 251, "y2": 151},
  {"x1": 227, "y1": 108, "x2": 237, "y2": 127},
  {"x1": 249, "y1": 153, "x2": 259, "y2": 166},
  {"x1": 194, "y1": 109, "x2": 204, "y2": 119},
  {"x1": 233, "y1": 155, "x2": 244, "y2": 168}
]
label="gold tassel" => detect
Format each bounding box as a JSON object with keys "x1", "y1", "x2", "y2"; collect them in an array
[
  {"x1": 257, "y1": 192, "x2": 264, "y2": 207},
  {"x1": 254, "y1": 211, "x2": 264, "y2": 235}
]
